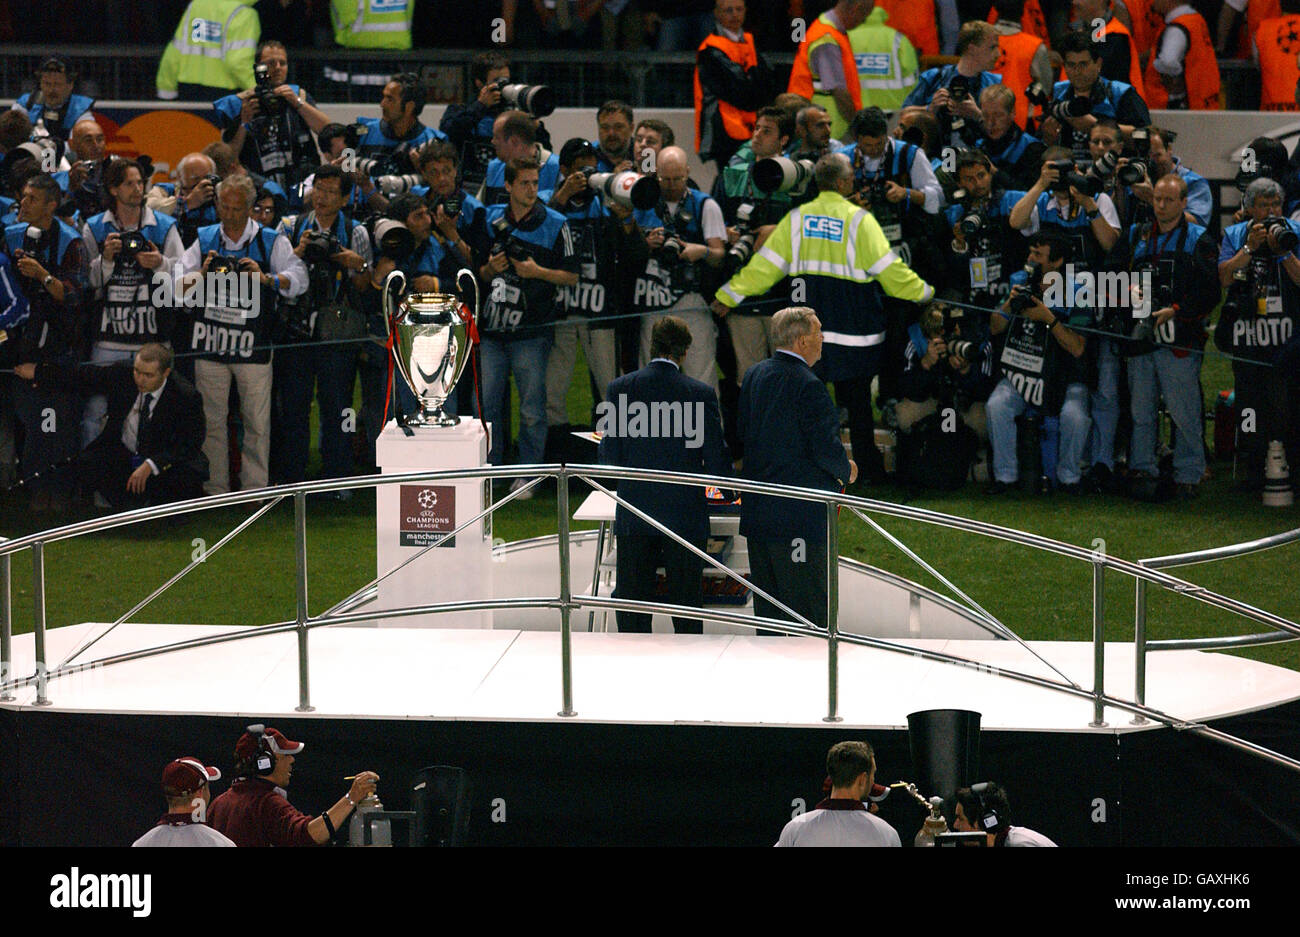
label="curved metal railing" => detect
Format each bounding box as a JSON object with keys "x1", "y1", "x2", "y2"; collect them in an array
[
  {"x1": 1, "y1": 464, "x2": 1298, "y2": 774},
  {"x1": 1130, "y1": 526, "x2": 1300, "y2": 723}
]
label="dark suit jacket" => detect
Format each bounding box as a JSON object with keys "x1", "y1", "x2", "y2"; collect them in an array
[
  {"x1": 37, "y1": 361, "x2": 208, "y2": 480},
  {"x1": 738, "y1": 351, "x2": 851, "y2": 542},
  {"x1": 598, "y1": 360, "x2": 730, "y2": 541}
]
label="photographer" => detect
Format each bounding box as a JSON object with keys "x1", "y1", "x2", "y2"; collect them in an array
[
  {"x1": 542, "y1": 138, "x2": 638, "y2": 437},
  {"x1": 58, "y1": 117, "x2": 109, "y2": 221},
  {"x1": 976, "y1": 85, "x2": 1046, "y2": 193},
  {"x1": 1040, "y1": 33, "x2": 1150, "y2": 165},
  {"x1": 410, "y1": 142, "x2": 489, "y2": 274},
  {"x1": 477, "y1": 157, "x2": 578, "y2": 485},
  {"x1": 986, "y1": 232, "x2": 1093, "y2": 493},
  {"x1": 896, "y1": 300, "x2": 994, "y2": 488},
  {"x1": 80, "y1": 158, "x2": 186, "y2": 446},
  {"x1": 12, "y1": 56, "x2": 95, "y2": 155},
  {"x1": 844, "y1": 106, "x2": 945, "y2": 413},
  {"x1": 631, "y1": 146, "x2": 726, "y2": 393},
  {"x1": 1216, "y1": 178, "x2": 1300, "y2": 492},
  {"x1": 213, "y1": 41, "x2": 329, "y2": 194},
  {"x1": 8, "y1": 172, "x2": 88, "y2": 514},
  {"x1": 946, "y1": 149, "x2": 1033, "y2": 319},
  {"x1": 593, "y1": 101, "x2": 635, "y2": 173},
  {"x1": 1009, "y1": 147, "x2": 1121, "y2": 273},
  {"x1": 789, "y1": 105, "x2": 836, "y2": 163},
  {"x1": 480, "y1": 111, "x2": 561, "y2": 207},
  {"x1": 902, "y1": 20, "x2": 1004, "y2": 149},
  {"x1": 1116, "y1": 126, "x2": 1211, "y2": 228},
  {"x1": 177, "y1": 175, "x2": 307, "y2": 495},
  {"x1": 440, "y1": 52, "x2": 512, "y2": 197},
  {"x1": 148, "y1": 153, "x2": 219, "y2": 248},
  {"x1": 1113, "y1": 173, "x2": 1220, "y2": 500},
  {"x1": 713, "y1": 107, "x2": 799, "y2": 390},
  {"x1": 350, "y1": 73, "x2": 445, "y2": 206},
  {"x1": 272, "y1": 164, "x2": 373, "y2": 486}
]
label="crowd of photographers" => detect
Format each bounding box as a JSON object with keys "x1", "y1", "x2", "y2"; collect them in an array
[{"x1": 3, "y1": 7, "x2": 1300, "y2": 515}]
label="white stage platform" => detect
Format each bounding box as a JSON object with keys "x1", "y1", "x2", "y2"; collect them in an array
[{"x1": 7, "y1": 622, "x2": 1299, "y2": 731}]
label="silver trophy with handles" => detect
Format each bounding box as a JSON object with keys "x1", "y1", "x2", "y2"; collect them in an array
[{"x1": 382, "y1": 268, "x2": 479, "y2": 427}]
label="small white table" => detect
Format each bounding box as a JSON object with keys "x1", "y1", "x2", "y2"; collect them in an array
[{"x1": 573, "y1": 490, "x2": 749, "y2": 632}]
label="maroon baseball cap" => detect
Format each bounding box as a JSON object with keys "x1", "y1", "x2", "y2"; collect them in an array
[
  {"x1": 235, "y1": 724, "x2": 305, "y2": 761},
  {"x1": 161, "y1": 756, "x2": 221, "y2": 793}
]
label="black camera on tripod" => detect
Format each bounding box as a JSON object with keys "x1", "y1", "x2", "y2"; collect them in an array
[{"x1": 253, "y1": 63, "x2": 283, "y2": 119}]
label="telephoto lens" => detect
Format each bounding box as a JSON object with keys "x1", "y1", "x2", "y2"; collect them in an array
[{"x1": 1048, "y1": 96, "x2": 1091, "y2": 122}]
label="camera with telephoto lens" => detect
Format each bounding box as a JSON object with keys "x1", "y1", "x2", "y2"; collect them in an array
[
  {"x1": 942, "y1": 306, "x2": 985, "y2": 366},
  {"x1": 588, "y1": 170, "x2": 660, "y2": 210},
  {"x1": 726, "y1": 203, "x2": 759, "y2": 272},
  {"x1": 300, "y1": 228, "x2": 344, "y2": 266},
  {"x1": 1046, "y1": 96, "x2": 1092, "y2": 124},
  {"x1": 959, "y1": 211, "x2": 983, "y2": 237},
  {"x1": 253, "y1": 63, "x2": 283, "y2": 119},
  {"x1": 752, "y1": 156, "x2": 815, "y2": 196},
  {"x1": 117, "y1": 230, "x2": 148, "y2": 262},
  {"x1": 1263, "y1": 216, "x2": 1300, "y2": 253},
  {"x1": 208, "y1": 255, "x2": 242, "y2": 274},
  {"x1": 489, "y1": 77, "x2": 555, "y2": 118}
]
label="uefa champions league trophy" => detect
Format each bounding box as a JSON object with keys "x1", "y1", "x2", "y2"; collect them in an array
[{"x1": 382, "y1": 268, "x2": 478, "y2": 427}]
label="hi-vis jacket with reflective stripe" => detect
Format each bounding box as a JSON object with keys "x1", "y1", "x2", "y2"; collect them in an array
[
  {"x1": 156, "y1": 0, "x2": 260, "y2": 98},
  {"x1": 331, "y1": 0, "x2": 413, "y2": 50},
  {"x1": 847, "y1": 6, "x2": 919, "y2": 113},
  {"x1": 715, "y1": 190, "x2": 934, "y2": 381}
]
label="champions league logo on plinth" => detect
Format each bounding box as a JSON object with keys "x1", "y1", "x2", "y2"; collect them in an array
[{"x1": 382, "y1": 268, "x2": 478, "y2": 428}]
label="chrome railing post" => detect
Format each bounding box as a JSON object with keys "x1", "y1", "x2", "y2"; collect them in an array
[
  {"x1": 556, "y1": 468, "x2": 576, "y2": 717},
  {"x1": 32, "y1": 542, "x2": 50, "y2": 706},
  {"x1": 293, "y1": 492, "x2": 314, "y2": 713},
  {"x1": 1089, "y1": 559, "x2": 1106, "y2": 727},
  {"x1": 1132, "y1": 572, "x2": 1148, "y2": 725},
  {"x1": 824, "y1": 500, "x2": 842, "y2": 723},
  {"x1": 0, "y1": 543, "x2": 12, "y2": 702}
]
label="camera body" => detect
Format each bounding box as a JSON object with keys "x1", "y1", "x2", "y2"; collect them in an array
[
  {"x1": 1046, "y1": 96, "x2": 1091, "y2": 124},
  {"x1": 1262, "y1": 216, "x2": 1300, "y2": 253},
  {"x1": 300, "y1": 228, "x2": 344, "y2": 266},
  {"x1": 253, "y1": 63, "x2": 283, "y2": 119},
  {"x1": 1008, "y1": 265, "x2": 1045, "y2": 315},
  {"x1": 489, "y1": 78, "x2": 555, "y2": 118},
  {"x1": 726, "y1": 203, "x2": 758, "y2": 272},
  {"x1": 1047, "y1": 158, "x2": 1100, "y2": 197},
  {"x1": 117, "y1": 230, "x2": 148, "y2": 263},
  {"x1": 490, "y1": 215, "x2": 531, "y2": 263},
  {"x1": 208, "y1": 255, "x2": 242, "y2": 274},
  {"x1": 432, "y1": 190, "x2": 464, "y2": 218}
]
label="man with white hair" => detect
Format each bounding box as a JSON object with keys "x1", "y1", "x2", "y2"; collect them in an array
[
  {"x1": 148, "y1": 152, "x2": 220, "y2": 247},
  {"x1": 177, "y1": 174, "x2": 306, "y2": 494},
  {"x1": 630, "y1": 145, "x2": 726, "y2": 392}
]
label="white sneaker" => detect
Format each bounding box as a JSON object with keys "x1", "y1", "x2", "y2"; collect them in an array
[{"x1": 508, "y1": 477, "x2": 535, "y2": 501}]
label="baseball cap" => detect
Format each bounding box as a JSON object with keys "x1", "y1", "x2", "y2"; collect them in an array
[
  {"x1": 38, "y1": 55, "x2": 71, "y2": 74},
  {"x1": 235, "y1": 724, "x2": 305, "y2": 761},
  {"x1": 162, "y1": 756, "x2": 221, "y2": 793}
]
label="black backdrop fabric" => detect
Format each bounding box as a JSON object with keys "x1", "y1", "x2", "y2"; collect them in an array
[{"x1": 2, "y1": 702, "x2": 1298, "y2": 846}]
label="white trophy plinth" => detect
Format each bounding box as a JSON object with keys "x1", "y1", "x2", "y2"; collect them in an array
[{"x1": 373, "y1": 419, "x2": 493, "y2": 628}]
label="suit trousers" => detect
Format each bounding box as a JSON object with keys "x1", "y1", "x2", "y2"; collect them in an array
[
  {"x1": 84, "y1": 439, "x2": 204, "y2": 508},
  {"x1": 614, "y1": 532, "x2": 706, "y2": 634},
  {"x1": 196, "y1": 358, "x2": 272, "y2": 494},
  {"x1": 747, "y1": 536, "x2": 830, "y2": 634}
]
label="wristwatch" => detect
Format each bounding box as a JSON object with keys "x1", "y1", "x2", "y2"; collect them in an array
[{"x1": 42, "y1": 274, "x2": 54, "y2": 288}]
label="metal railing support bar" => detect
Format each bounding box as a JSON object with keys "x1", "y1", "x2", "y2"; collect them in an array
[
  {"x1": 32, "y1": 542, "x2": 49, "y2": 706},
  {"x1": 294, "y1": 492, "x2": 313, "y2": 713},
  {"x1": 845, "y1": 505, "x2": 1080, "y2": 690},
  {"x1": 56, "y1": 495, "x2": 285, "y2": 670},
  {"x1": 1142, "y1": 526, "x2": 1300, "y2": 569},
  {"x1": 557, "y1": 468, "x2": 575, "y2": 717},
  {"x1": 1090, "y1": 560, "x2": 1106, "y2": 727},
  {"x1": 825, "y1": 502, "x2": 841, "y2": 723},
  {"x1": 1133, "y1": 575, "x2": 1148, "y2": 725},
  {"x1": 0, "y1": 545, "x2": 12, "y2": 701}
]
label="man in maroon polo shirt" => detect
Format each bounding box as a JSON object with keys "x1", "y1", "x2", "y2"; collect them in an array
[
  {"x1": 132, "y1": 755, "x2": 236, "y2": 847},
  {"x1": 208, "y1": 724, "x2": 379, "y2": 847}
]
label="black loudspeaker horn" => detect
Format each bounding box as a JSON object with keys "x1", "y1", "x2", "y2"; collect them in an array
[
  {"x1": 411, "y1": 765, "x2": 471, "y2": 847},
  {"x1": 906, "y1": 709, "x2": 981, "y2": 801}
]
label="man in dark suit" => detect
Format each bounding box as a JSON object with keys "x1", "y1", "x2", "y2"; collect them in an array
[
  {"x1": 739, "y1": 307, "x2": 857, "y2": 633},
  {"x1": 598, "y1": 316, "x2": 731, "y2": 634},
  {"x1": 17, "y1": 343, "x2": 207, "y2": 509}
]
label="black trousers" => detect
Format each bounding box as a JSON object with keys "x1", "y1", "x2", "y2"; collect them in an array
[
  {"x1": 833, "y1": 377, "x2": 884, "y2": 480},
  {"x1": 83, "y1": 440, "x2": 204, "y2": 509},
  {"x1": 747, "y1": 536, "x2": 829, "y2": 635},
  {"x1": 1234, "y1": 359, "x2": 1299, "y2": 482},
  {"x1": 614, "y1": 533, "x2": 706, "y2": 634}
]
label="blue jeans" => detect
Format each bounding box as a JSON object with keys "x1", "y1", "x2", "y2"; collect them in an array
[
  {"x1": 1090, "y1": 338, "x2": 1120, "y2": 468},
  {"x1": 1128, "y1": 348, "x2": 1205, "y2": 484},
  {"x1": 478, "y1": 335, "x2": 551, "y2": 467},
  {"x1": 987, "y1": 378, "x2": 1091, "y2": 484}
]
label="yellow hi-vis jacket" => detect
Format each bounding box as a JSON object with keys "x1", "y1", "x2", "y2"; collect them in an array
[
  {"x1": 332, "y1": 0, "x2": 413, "y2": 50},
  {"x1": 156, "y1": 0, "x2": 260, "y2": 99}
]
